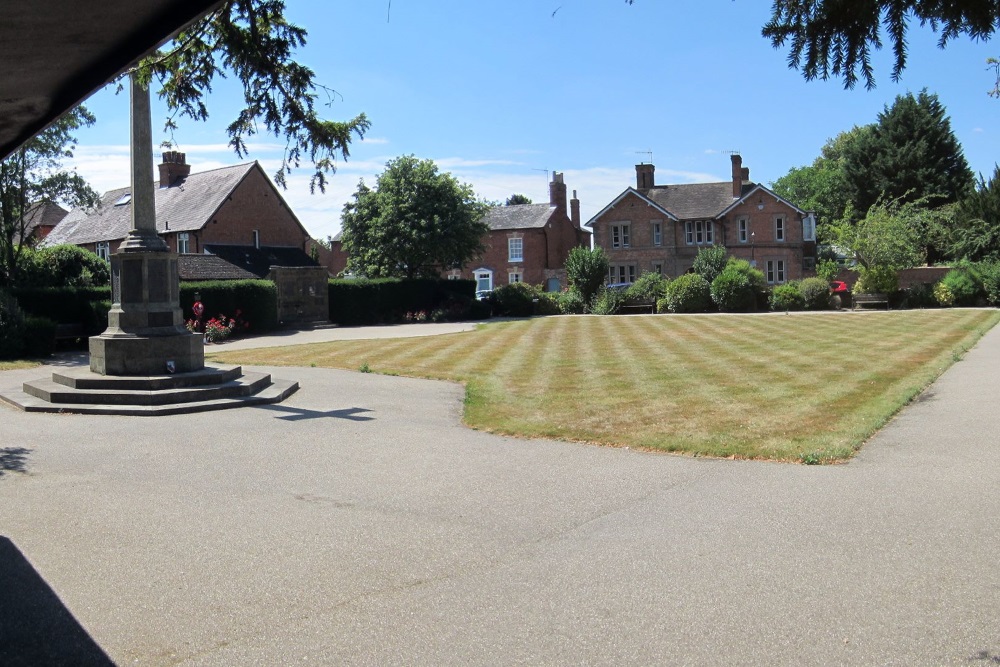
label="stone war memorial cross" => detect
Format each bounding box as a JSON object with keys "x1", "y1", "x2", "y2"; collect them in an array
[{"x1": 0, "y1": 72, "x2": 297, "y2": 415}]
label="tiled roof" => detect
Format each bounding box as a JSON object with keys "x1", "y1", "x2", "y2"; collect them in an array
[
  {"x1": 481, "y1": 203, "x2": 554, "y2": 230},
  {"x1": 44, "y1": 162, "x2": 257, "y2": 246},
  {"x1": 642, "y1": 182, "x2": 756, "y2": 220},
  {"x1": 177, "y1": 255, "x2": 260, "y2": 281},
  {"x1": 202, "y1": 244, "x2": 319, "y2": 278},
  {"x1": 23, "y1": 200, "x2": 68, "y2": 232}
]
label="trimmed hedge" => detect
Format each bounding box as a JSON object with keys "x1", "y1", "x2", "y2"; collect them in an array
[
  {"x1": 179, "y1": 280, "x2": 279, "y2": 332},
  {"x1": 329, "y1": 278, "x2": 478, "y2": 325},
  {"x1": 12, "y1": 286, "x2": 111, "y2": 334}
]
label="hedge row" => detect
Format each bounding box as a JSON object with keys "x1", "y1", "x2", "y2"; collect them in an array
[
  {"x1": 12, "y1": 286, "x2": 111, "y2": 334},
  {"x1": 329, "y1": 278, "x2": 476, "y2": 325},
  {"x1": 179, "y1": 280, "x2": 279, "y2": 332}
]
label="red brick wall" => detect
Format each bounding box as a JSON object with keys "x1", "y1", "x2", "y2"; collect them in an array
[{"x1": 592, "y1": 190, "x2": 808, "y2": 282}]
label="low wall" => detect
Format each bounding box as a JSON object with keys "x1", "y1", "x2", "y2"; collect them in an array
[{"x1": 269, "y1": 266, "x2": 330, "y2": 323}]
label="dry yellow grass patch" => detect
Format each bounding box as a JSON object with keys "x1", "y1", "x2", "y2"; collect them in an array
[{"x1": 210, "y1": 310, "x2": 999, "y2": 462}]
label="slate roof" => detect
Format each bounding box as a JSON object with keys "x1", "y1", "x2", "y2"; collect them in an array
[
  {"x1": 481, "y1": 203, "x2": 554, "y2": 230},
  {"x1": 44, "y1": 162, "x2": 257, "y2": 246},
  {"x1": 12, "y1": 201, "x2": 67, "y2": 244},
  {"x1": 642, "y1": 182, "x2": 756, "y2": 220},
  {"x1": 177, "y1": 255, "x2": 259, "y2": 281},
  {"x1": 202, "y1": 244, "x2": 319, "y2": 278}
]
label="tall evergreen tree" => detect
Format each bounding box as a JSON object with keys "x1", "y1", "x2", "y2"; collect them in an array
[
  {"x1": 948, "y1": 166, "x2": 1000, "y2": 261},
  {"x1": 842, "y1": 90, "x2": 973, "y2": 219}
]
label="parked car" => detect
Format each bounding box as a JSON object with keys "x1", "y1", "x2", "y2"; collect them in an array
[
  {"x1": 605, "y1": 282, "x2": 632, "y2": 291},
  {"x1": 830, "y1": 280, "x2": 849, "y2": 294},
  {"x1": 475, "y1": 290, "x2": 492, "y2": 301}
]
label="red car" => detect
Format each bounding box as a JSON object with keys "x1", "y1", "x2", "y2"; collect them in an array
[{"x1": 830, "y1": 280, "x2": 849, "y2": 293}]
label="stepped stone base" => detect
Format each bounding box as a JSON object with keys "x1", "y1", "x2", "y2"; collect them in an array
[
  {"x1": 90, "y1": 330, "x2": 204, "y2": 376},
  {"x1": 0, "y1": 364, "x2": 298, "y2": 416}
]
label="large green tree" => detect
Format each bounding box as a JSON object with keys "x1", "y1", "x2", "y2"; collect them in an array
[
  {"x1": 340, "y1": 156, "x2": 490, "y2": 279},
  {"x1": 763, "y1": 1, "x2": 1000, "y2": 91},
  {"x1": 834, "y1": 197, "x2": 926, "y2": 292},
  {"x1": 0, "y1": 107, "x2": 99, "y2": 288},
  {"x1": 947, "y1": 165, "x2": 1000, "y2": 261},
  {"x1": 841, "y1": 91, "x2": 973, "y2": 219},
  {"x1": 135, "y1": 0, "x2": 370, "y2": 191}
]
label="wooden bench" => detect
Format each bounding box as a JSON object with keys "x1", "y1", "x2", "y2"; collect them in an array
[
  {"x1": 853, "y1": 293, "x2": 889, "y2": 310},
  {"x1": 618, "y1": 300, "x2": 656, "y2": 315}
]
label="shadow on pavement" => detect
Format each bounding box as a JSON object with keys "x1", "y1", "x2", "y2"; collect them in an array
[
  {"x1": 0, "y1": 447, "x2": 29, "y2": 477},
  {"x1": 256, "y1": 404, "x2": 375, "y2": 422},
  {"x1": 0, "y1": 536, "x2": 115, "y2": 666}
]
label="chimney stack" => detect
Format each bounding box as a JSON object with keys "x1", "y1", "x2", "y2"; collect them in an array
[
  {"x1": 636, "y1": 163, "x2": 655, "y2": 190},
  {"x1": 549, "y1": 172, "x2": 567, "y2": 211},
  {"x1": 731, "y1": 154, "x2": 743, "y2": 199},
  {"x1": 159, "y1": 150, "x2": 191, "y2": 188},
  {"x1": 570, "y1": 189, "x2": 580, "y2": 228}
]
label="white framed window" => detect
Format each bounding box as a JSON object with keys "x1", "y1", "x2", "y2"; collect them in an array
[
  {"x1": 95, "y1": 241, "x2": 110, "y2": 261},
  {"x1": 766, "y1": 260, "x2": 786, "y2": 284},
  {"x1": 775, "y1": 216, "x2": 785, "y2": 242},
  {"x1": 177, "y1": 232, "x2": 190, "y2": 254},
  {"x1": 652, "y1": 261, "x2": 663, "y2": 275},
  {"x1": 508, "y1": 237, "x2": 523, "y2": 262},
  {"x1": 802, "y1": 213, "x2": 816, "y2": 242},
  {"x1": 609, "y1": 264, "x2": 637, "y2": 284},
  {"x1": 447, "y1": 272, "x2": 460, "y2": 280},
  {"x1": 738, "y1": 217, "x2": 749, "y2": 243},
  {"x1": 508, "y1": 271, "x2": 522, "y2": 284},
  {"x1": 652, "y1": 221, "x2": 662, "y2": 246},
  {"x1": 685, "y1": 221, "x2": 715, "y2": 245},
  {"x1": 611, "y1": 223, "x2": 630, "y2": 249},
  {"x1": 474, "y1": 268, "x2": 493, "y2": 292}
]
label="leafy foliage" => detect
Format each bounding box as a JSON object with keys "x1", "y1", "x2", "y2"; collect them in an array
[
  {"x1": 18, "y1": 245, "x2": 110, "y2": 288},
  {"x1": 556, "y1": 289, "x2": 587, "y2": 315},
  {"x1": 327, "y1": 277, "x2": 478, "y2": 325},
  {"x1": 800, "y1": 277, "x2": 832, "y2": 310},
  {"x1": 0, "y1": 107, "x2": 98, "y2": 288},
  {"x1": 854, "y1": 266, "x2": 899, "y2": 294},
  {"x1": 834, "y1": 198, "x2": 924, "y2": 276},
  {"x1": 763, "y1": 1, "x2": 1000, "y2": 91},
  {"x1": 340, "y1": 156, "x2": 490, "y2": 279},
  {"x1": 661, "y1": 273, "x2": 711, "y2": 313},
  {"x1": 948, "y1": 166, "x2": 1000, "y2": 261},
  {"x1": 490, "y1": 282, "x2": 558, "y2": 317},
  {"x1": 590, "y1": 286, "x2": 627, "y2": 315},
  {"x1": 933, "y1": 281, "x2": 955, "y2": 307},
  {"x1": 711, "y1": 259, "x2": 765, "y2": 313},
  {"x1": 940, "y1": 268, "x2": 981, "y2": 306},
  {"x1": 840, "y1": 91, "x2": 972, "y2": 227},
  {"x1": 625, "y1": 271, "x2": 669, "y2": 303},
  {"x1": 770, "y1": 283, "x2": 805, "y2": 311},
  {"x1": 505, "y1": 194, "x2": 532, "y2": 206},
  {"x1": 135, "y1": 0, "x2": 370, "y2": 192},
  {"x1": 691, "y1": 245, "x2": 728, "y2": 284},
  {"x1": 815, "y1": 258, "x2": 841, "y2": 282},
  {"x1": 564, "y1": 246, "x2": 609, "y2": 305}
]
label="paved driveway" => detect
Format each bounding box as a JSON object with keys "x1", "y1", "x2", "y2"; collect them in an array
[{"x1": 1, "y1": 324, "x2": 999, "y2": 665}]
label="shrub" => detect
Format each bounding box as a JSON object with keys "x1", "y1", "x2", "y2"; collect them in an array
[
  {"x1": 12, "y1": 286, "x2": 111, "y2": 334},
  {"x1": 590, "y1": 286, "x2": 628, "y2": 315},
  {"x1": 327, "y1": 278, "x2": 476, "y2": 325},
  {"x1": 815, "y1": 259, "x2": 841, "y2": 283},
  {"x1": 933, "y1": 281, "x2": 955, "y2": 307},
  {"x1": 490, "y1": 282, "x2": 557, "y2": 317},
  {"x1": 978, "y1": 261, "x2": 1000, "y2": 306},
  {"x1": 625, "y1": 272, "x2": 668, "y2": 303},
  {"x1": 939, "y1": 268, "x2": 980, "y2": 306},
  {"x1": 710, "y1": 259, "x2": 764, "y2": 312},
  {"x1": 18, "y1": 244, "x2": 110, "y2": 287},
  {"x1": 556, "y1": 289, "x2": 587, "y2": 314},
  {"x1": 565, "y1": 246, "x2": 610, "y2": 305},
  {"x1": 22, "y1": 316, "x2": 56, "y2": 357},
  {"x1": 0, "y1": 290, "x2": 26, "y2": 359},
  {"x1": 901, "y1": 283, "x2": 937, "y2": 309},
  {"x1": 854, "y1": 267, "x2": 898, "y2": 294},
  {"x1": 692, "y1": 245, "x2": 728, "y2": 283},
  {"x1": 770, "y1": 284, "x2": 805, "y2": 311},
  {"x1": 800, "y1": 277, "x2": 832, "y2": 310},
  {"x1": 662, "y1": 274, "x2": 711, "y2": 313}
]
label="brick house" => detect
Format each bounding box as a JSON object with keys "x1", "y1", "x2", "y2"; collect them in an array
[
  {"x1": 587, "y1": 155, "x2": 816, "y2": 285},
  {"x1": 325, "y1": 172, "x2": 590, "y2": 291},
  {"x1": 45, "y1": 151, "x2": 324, "y2": 265},
  {"x1": 447, "y1": 172, "x2": 590, "y2": 292},
  {"x1": 18, "y1": 200, "x2": 68, "y2": 244}
]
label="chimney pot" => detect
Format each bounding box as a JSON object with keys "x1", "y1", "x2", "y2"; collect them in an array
[
  {"x1": 158, "y1": 151, "x2": 191, "y2": 188},
  {"x1": 635, "y1": 163, "x2": 655, "y2": 190},
  {"x1": 731, "y1": 154, "x2": 743, "y2": 199},
  {"x1": 549, "y1": 171, "x2": 567, "y2": 210}
]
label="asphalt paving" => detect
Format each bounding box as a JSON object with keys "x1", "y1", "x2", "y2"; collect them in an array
[{"x1": 0, "y1": 320, "x2": 998, "y2": 666}]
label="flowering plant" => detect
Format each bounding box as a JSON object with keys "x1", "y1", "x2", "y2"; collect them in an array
[
  {"x1": 186, "y1": 309, "x2": 249, "y2": 343},
  {"x1": 404, "y1": 310, "x2": 428, "y2": 323}
]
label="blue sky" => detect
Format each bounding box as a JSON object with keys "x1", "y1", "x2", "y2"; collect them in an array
[{"x1": 67, "y1": 0, "x2": 1000, "y2": 240}]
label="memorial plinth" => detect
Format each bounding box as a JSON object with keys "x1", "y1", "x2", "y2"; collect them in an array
[{"x1": 89, "y1": 249, "x2": 204, "y2": 376}]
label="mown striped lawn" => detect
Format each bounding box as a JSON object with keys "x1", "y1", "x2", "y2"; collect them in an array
[{"x1": 210, "y1": 310, "x2": 1000, "y2": 462}]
